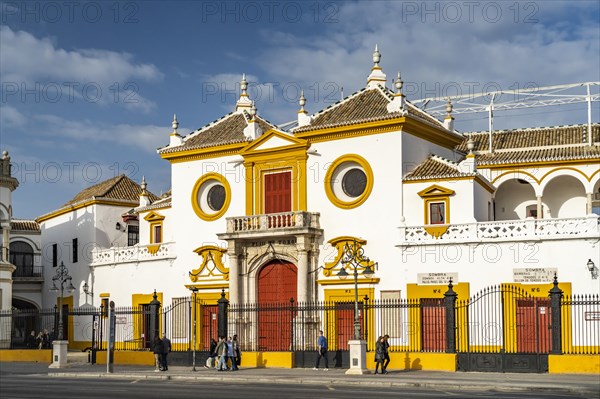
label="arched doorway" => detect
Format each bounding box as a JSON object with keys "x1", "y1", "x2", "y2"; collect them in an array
[{"x1": 257, "y1": 260, "x2": 297, "y2": 351}]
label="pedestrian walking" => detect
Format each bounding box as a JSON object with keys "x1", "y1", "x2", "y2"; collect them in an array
[
  {"x1": 382, "y1": 334, "x2": 390, "y2": 374},
  {"x1": 205, "y1": 337, "x2": 217, "y2": 368},
  {"x1": 151, "y1": 334, "x2": 164, "y2": 372},
  {"x1": 161, "y1": 333, "x2": 171, "y2": 371},
  {"x1": 313, "y1": 330, "x2": 328, "y2": 370},
  {"x1": 227, "y1": 336, "x2": 237, "y2": 371},
  {"x1": 374, "y1": 336, "x2": 385, "y2": 374},
  {"x1": 232, "y1": 334, "x2": 241, "y2": 368},
  {"x1": 215, "y1": 336, "x2": 228, "y2": 371}
]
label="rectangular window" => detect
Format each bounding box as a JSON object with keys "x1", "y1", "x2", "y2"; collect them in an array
[
  {"x1": 72, "y1": 238, "x2": 78, "y2": 263},
  {"x1": 152, "y1": 224, "x2": 162, "y2": 244},
  {"x1": 128, "y1": 225, "x2": 139, "y2": 246},
  {"x1": 52, "y1": 243, "x2": 57, "y2": 267},
  {"x1": 429, "y1": 202, "x2": 445, "y2": 224}
]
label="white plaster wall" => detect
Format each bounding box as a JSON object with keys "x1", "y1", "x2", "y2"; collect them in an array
[
  {"x1": 543, "y1": 175, "x2": 586, "y2": 218},
  {"x1": 473, "y1": 183, "x2": 493, "y2": 222},
  {"x1": 401, "y1": 133, "x2": 457, "y2": 175},
  {"x1": 494, "y1": 179, "x2": 536, "y2": 220}
]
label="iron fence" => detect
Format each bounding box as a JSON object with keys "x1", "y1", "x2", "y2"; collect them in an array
[{"x1": 1, "y1": 288, "x2": 598, "y2": 356}]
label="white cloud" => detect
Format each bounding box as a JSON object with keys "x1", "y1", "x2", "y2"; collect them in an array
[
  {"x1": 0, "y1": 105, "x2": 26, "y2": 127},
  {"x1": 0, "y1": 26, "x2": 162, "y2": 112}
]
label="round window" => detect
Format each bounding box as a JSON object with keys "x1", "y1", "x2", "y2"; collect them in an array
[
  {"x1": 342, "y1": 168, "x2": 367, "y2": 198},
  {"x1": 207, "y1": 185, "x2": 226, "y2": 211},
  {"x1": 191, "y1": 173, "x2": 231, "y2": 221}
]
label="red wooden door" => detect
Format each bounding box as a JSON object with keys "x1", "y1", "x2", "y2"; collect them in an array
[
  {"x1": 421, "y1": 299, "x2": 446, "y2": 352},
  {"x1": 264, "y1": 172, "x2": 292, "y2": 227},
  {"x1": 516, "y1": 299, "x2": 550, "y2": 353},
  {"x1": 336, "y1": 302, "x2": 354, "y2": 350},
  {"x1": 202, "y1": 304, "x2": 218, "y2": 350},
  {"x1": 257, "y1": 260, "x2": 297, "y2": 351}
]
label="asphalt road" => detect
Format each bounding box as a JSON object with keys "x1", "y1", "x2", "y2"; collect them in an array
[{"x1": 0, "y1": 365, "x2": 594, "y2": 399}]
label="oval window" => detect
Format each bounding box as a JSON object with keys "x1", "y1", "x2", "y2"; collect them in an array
[
  {"x1": 207, "y1": 184, "x2": 226, "y2": 211},
  {"x1": 342, "y1": 168, "x2": 367, "y2": 198}
]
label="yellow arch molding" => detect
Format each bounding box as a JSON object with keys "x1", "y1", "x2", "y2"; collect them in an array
[
  {"x1": 191, "y1": 172, "x2": 232, "y2": 221},
  {"x1": 322, "y1": 236, "x2": 375, "y2": 278},
  {"x1": 539, "y1": 166, "x2": 591, "y2": 183},
  {"x1": 324, "y1": 154, "x2": 374, "y2": 209},
  {"x1": 189, "y1": 245, "x2": 228, "y2": 282},
  {"x1": 491, "y1": 170, "x2": 541, "y2": 185}
]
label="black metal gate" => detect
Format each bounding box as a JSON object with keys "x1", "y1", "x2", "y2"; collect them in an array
[{"x1": 455, "y1": 284, "x2": 551, "y2": 373}]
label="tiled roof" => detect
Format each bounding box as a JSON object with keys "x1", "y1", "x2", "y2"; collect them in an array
[
  {"x1": 457, "y1": 124, "x2": 600, "y2": 165},
  {"x1": 135, "y1": 196, "x2": 172, "y2": 213},
  {"x1": 63, "y1": 175, "x2": 160, "y2": 207},
  {"x1": 458, "y1": 124, "x2": 599, "y2": 152},
  {"x1": 475, "y1": 146, "x2": 600, "y2": 166},
  {"x1": 159, "y1": 112, "x2": 276, "y2": 154},
  {"x1": 10, "y1": 219, "x2": 40, "y2": 232},
  {"x1": 403, "y1": 155, "x2": 477, "y2": 181},
  {"x1": 293, "y1": 85, "x2": 445, "y2": 133}
]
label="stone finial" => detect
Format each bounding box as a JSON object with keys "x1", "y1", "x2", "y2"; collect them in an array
[
  {"x1": 244, "y1": 101, "x2": 262, "y2": 139},
  {"x1": 395, "y1": 72, "x2": 404, "y2": 96},
  {"x1": 2, "y1": 150, "x2": 8, "y2": 160},
  {"x1": 169, "y1": 114, "x2": 183, "y2": 146},
  {"x1": 236, "y1": 73, "x2": 253, "y2": 112},
  {"x1": 444, "y1": 98, "x2": 455, "y2": 131},
  {"x1": 367, "y1": 45, "x2": 386, "y2": 89},
  {"x1": 466, "y1": 139, "x2": 475, "y2": 154},
  {"x1": 250, "y1": 101, "x2": 257, "y2": 118},
  {"x1": 299, "y1": 90, "x2": 306, "y2": 111},
  {"x1": 141, "y1": 176, "x2": 147, "y2": 192},
  {"x1": 297, "y1": 90, "x2": 311, "y2": 127},
  {"x1": 139, "y1": 176, "x2": 150, "y2": 206},
  {"x1": 172, "y1": 114, "x2": 179, "y2": 132},
  {"x1": 373, "y1": 44, "x2": 381, "y2": 66}
]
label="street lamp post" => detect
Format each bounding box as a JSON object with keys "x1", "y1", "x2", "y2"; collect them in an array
[
  {"x1": 49, "y1": 261, "x2": 75, "y2": 369},
  {"x1": 189, "y1": 286, "x2": 199, "y2": 371},
  {"x1": 325, "y1": 239, "x2": 375, "y2": 374}
]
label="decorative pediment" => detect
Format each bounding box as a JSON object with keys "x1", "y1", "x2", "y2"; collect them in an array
[
  {"x1": 322, "y1": 236, "x2": 375, "y2": 278},
  {"x1": 240, "y1": 129, "x2": 309, "y2": 155},
  {"x1": 143, "y1": 211, "x2": 165, "y2": 222},
  {"x1": 417, "y1": 184, "x2": 455, "y2": 198},
  {"x1": 189, "y1": 245, "x2": 228, "y2": 283}
]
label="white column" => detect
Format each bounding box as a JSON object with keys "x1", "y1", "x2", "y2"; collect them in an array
[
  {"x1": 228, "y1": 242, "x2": 239, "y2": 305},
  {"x1": 1, "y1": 225, "x2": 9, "y2": 262},
  {"x1": 586, "y1": 192, "x2": 593, "y2": 215},
  {"x1": 297, "y1": 249, "x2": 308, "y2": 304},
  {"x1": 536, "y1": 196, "x2": 543, "y2": 219}
]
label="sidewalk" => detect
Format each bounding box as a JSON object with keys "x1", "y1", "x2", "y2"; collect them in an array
[{"x1": 48, "y1": 363, "x2": 600, "y2": 397}]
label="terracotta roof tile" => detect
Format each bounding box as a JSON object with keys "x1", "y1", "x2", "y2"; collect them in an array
[
  {"x1": 160, "y1": 112, "x2": 276, "y2": 154},
  {"x1": 63, "y1": 175, "x2": 160, "y2": 206},
  {"x1": 457, "y1": 124, "x2": 600, "y2": 165},
  {"x1": 10, "y1": 219, "x2": 40, "y2": 232},
  {"x1": 404, "y1": 155, "x2": 476, "y2": 181}
]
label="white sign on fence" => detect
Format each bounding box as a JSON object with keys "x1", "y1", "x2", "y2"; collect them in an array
[
  {"x1": 418, "y1": 272, "x2": 458, "y2": 285},
  {"x1": 513, "y1": 267, "x2": 557, "y2": 283}
]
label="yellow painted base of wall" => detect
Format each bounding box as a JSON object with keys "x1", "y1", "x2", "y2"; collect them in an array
[
  {"x1": 95, "y1": 351, "x2": 155, "y2": 366},
  {"x1": 242, "y1": 352, "x2": 294, "y2": 368},
  {"x1": 0, "y1": 349, "x2": 51, "y2": 363},
  {"x1": 369, "y1": 352, "x2": 456, "y2": 372},
  {"x1": 549, "y1": 355, "x2": 600, "y2": 374}
]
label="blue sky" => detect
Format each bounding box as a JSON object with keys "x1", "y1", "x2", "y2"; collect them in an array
[{"x1": 1, "y1": 0, "x2": 599, "y2": 219}]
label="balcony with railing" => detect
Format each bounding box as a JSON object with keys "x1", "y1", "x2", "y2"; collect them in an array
[
  {"x1": 12, "y1": 265, "x2": 44, "y2": 281},
  {"x1": 400, "y1": 215, "x2": 600, "y2": 244},
  {"x1": 90, "y1": 242, "x2": 176, "y2": 267},
  {"x1": 219, "y1": 211, "x2": 322, "y2": 240}
]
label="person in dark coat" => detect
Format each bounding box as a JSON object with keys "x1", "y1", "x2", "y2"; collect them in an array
[
  {"x1": 161, "y1": 334, "x2": 171, "y2": 371},
  {"x1": 152, "y1": 335, "x2": 164, "y2": 372}
]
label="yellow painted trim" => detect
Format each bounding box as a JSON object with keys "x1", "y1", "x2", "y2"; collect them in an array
[
  {"x1": 36, "y1": 199, "x2": 139, "y2": 223},
  {"x1": 99, "y1": 293, "x2": 110, "y2": 298},
  {"x1": 191, "y1": 172, "x2": 232, "y2": 221},
  {"x1": 189, "y1": 245, "x2": 229, "y2": 282},
  {"x1": 424, "y1": 224, "x2": 450, "y2": 237},
  {"x1": 240, "y1": 129, "x2": 308, "y2": 154},
  {"x1": 149, "y1": 221, "x2": 163, "y2": 244},
  {"x1": 549, "y1": 355, "x2": 600, "y2": 374},
  {"x1": 160, "y1": 142, "x2": 247, "y2": 164},
  {"x1": 538, "y1": 166, "x2": 592, "y2": 182},
  {"x1": 417, "y1": 184, "x2": 455, "y2": 198},
  {"x1": 491, "y1": 169, "x2": 541, "y2": 185},
  {"x1": 234, "y1": 351, "x2": 294, "y2": 368},
  {"x1": 418, "y1": 185, "x2": 453, "y2": 235},
  {"x1": 132, "y1": 292, "x2": 164, "y2": 350},
  {"x1": 324, "y1": 287, "x2": 375, "y2": 349},
  {"x1": 407, "y1": 283, "x2": 470, "y2": 352},
  {"x1": 185, "y1": 283, "x2": 229, "y2": 290},
  {"x1": 324, "y1": 154, "x2": 374, "y2": 209},
  {"x1": 370, "y1": 352, "x2": 456, "y2": 372},
  {"x1": 295, "y1": 117, "x2": 405, "y2": 143},
  {"x1": 317, "y1": 278, "x2": 380, "y2": 285},
  {"x1": 0, "y1": 349, "x2": 52, "y2": 363},
  {"x1": 147, "y1": 244, "x2": 161, "y2": 255},
  {"x1": 590, "y1": 167, "x2": 600, "y2": 181},
  {"x1": 143, "y1": 211, "x2": 165, "y2": 221}
]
